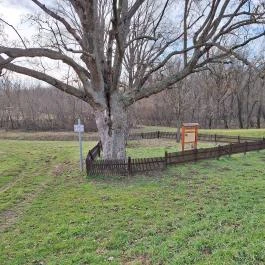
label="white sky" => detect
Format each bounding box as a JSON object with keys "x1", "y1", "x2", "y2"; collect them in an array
[
  {"x1": 0, "y1": 0, "x2": 42, "y2": 43},
  {"x1": 0, "y1": 0, "x2": 65, "y2": 85}
]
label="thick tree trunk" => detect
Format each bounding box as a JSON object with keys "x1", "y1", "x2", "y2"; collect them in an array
[
  {"x1": 95, "y1": 99, "x2": 127, "y2": 160},
  {"x1": 256, "y1": 105, "x2": 262, "y2": 128}
]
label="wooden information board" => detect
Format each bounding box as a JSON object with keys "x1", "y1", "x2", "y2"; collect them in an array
[{"x1": 181, "y1": 123, "x2": 199, "y2": 151}]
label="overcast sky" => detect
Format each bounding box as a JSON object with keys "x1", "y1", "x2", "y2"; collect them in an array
[
  {"x1": 0, "y1": 0, "x2": 62, "y2": 84},
  {"x1": 0, "y1": 0, "x2": 38, "y2": 42},
  {"x1": 0, "y1": 0, "x2": 35, "y2": 22}
]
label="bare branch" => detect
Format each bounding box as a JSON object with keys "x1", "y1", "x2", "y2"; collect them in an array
[
  {"x1": 31, "y1": 0, "x2": 83, "y2": 47},
  {"x1": 0, "y1": 55, "x2": 85, "y2": 99},
  {"x1": 0, "y1": 46, "x2": 91, "y2": 79},
  {"x1": 126, "y1": 0, "x2": 146, "y2": 21},
  {"x1": 0, "y1": 18, "x2": 27, "y2": 48}
]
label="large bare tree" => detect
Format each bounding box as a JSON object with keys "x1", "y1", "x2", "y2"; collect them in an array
[{"x1": 0, "y1": 0, "x2": 265, "y2": 159}]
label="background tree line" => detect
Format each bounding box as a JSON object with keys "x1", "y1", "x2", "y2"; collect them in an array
[
  {"x1": 0, "y1": 77, "x2": 96, "y2": 131},
  {"x1": 1, "y1": 61, "x2": 264, "y2": 131},
  {"x1": 133, "y1": 61, "x2": 265, "y2": 130}
]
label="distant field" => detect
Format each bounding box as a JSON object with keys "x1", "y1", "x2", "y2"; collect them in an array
[
  {"x1": 1, "y1": 129, "x2": 265, "y2": 264},
  {"x1": 1, "y1": 126, "x2": 265, "y2": 141},
  {"x1": 137, "y1": 126, "x2": 265, "y2": 138},
  {"x1": 0, "y1": 130, "x2": 98, "y2": 141}
]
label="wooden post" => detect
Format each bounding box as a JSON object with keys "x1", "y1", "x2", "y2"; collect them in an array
[
  {"x1": 158, "y1": 131, "x2": 160, "y2": 138},
  {"x1": 194, "y1": 126, "x2": 198, "y2": 149},
  {"x1": 229, "y1": 143, "x2": 232, "y2": 157},
  {"x1": 165, "y1": 151, "x2": 168, "y2": 167},
  {"x1": 215, "y1": 134, "x2": 217, "y2": 144},
  {"x1": 128, "y1": 157, "x2": 132, "y2": 175},
  {"x1": 194, "y1": 148, "x2": 198, "y2": 162},
  {"x1": 86, "y1": 157, "x2": 89, "y2": 175},
  {"x1": 89, "y1": 150, "x2": 93, "y2": 160},
  {"x1": 244, "y1": 141, "x2": 247, "y2": 155},
  {"x1": 181, "y1": 126, "x2": 185, "y2": 152},
  {"x1": 238, "y1": 136, "x2": 240, "y2": 143},
  {"x1": 217, "y1": 145, "x2": 221, "y2": 160}
]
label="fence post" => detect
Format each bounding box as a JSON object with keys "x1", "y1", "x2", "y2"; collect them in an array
[
  {"x1": 89, "y1": 150, "x2": 93, "y2": 160},
  {"x1": 244, "y1": 141, "x2": 247, "y2": 155},
  {"x1": 238, "y1": 136, "x2": 240, "y2": 143},
  {"x1": 86, "y1": 157, "x2": 89, "y2": 175},
  {"x1": 217, "y1": 145, "x2": 221, "y2": 160},
  {"x1": 158, "y1": 131, "x2": 160, "y2": 139},
  {"x1": 194, "y1": 148, "x2": 198, "y2": 162},
  {"x1": 141, "y1": 132, "x2": 144, "y2": 139},
  {"x1": 229, "y1": 143, "x2": 232, "y2": 157},
  {"x1": 128, "y1": 156, "x2": 132, "y2": 175},
  {"x1": 165, "y1": 151, "x2": 168, "y2": 167},
  {"x1": 215, "y1": 134, "x2": 217, "y2": 144}
]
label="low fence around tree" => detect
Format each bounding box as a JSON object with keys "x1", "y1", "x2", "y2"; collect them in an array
[
  {"x1": 128, "y1": 131, "x2": 262, "y2": 142},
  {"x1": 86, "y1": 131, "x2": 265, "y2": 176}
]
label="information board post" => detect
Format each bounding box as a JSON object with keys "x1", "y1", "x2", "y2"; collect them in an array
[{"x1": 74, "y1": 119, "x2": 84, "y2": 171}]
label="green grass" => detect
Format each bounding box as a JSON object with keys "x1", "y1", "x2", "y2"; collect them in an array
[
  {"x1": 137, "y1": 126, "x2": 265, "y2": 138},
  {"x1": 1, "y1": 127, "x2": 264, "y2": 141},
  {"x1": 1, "y1": 130, "x2": 265, "y2": 265},
  {"x1": 199, "y1": 128, "x2": 265, "y2": 138},
  {"x1": 126, "y1": 139, "x2": 217, "y2": 158}
]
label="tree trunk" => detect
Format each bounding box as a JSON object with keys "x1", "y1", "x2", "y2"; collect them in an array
[
  {"x1": 236, "y1": 94, "x2": 244, "y2": 129},
  {"x1": 257, "y1": 104, "x2": 262, "y2": 128},
  {"x1": 95, "y1": 98, "x2": 127, "y2": 160},
  {"x1": 176, "y1": 119, "x2": 182, "y2": 143}
]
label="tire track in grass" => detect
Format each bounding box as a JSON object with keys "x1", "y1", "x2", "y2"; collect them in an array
[
  {"x1": 0, "y1": 164, "x2": 27, "y2": 193},
  {"x1": 0, "y1": 179, "x2": 52, "y2": 232},
  {"x1": 0, "y1": 161, "x2": 72, "y2": 232},
  {"x1": 0, "y1": 140, "x2": 82, "y2": 232},
  {"x1": 0, "y1": 144, "x2": 61, "y2": 210},
  {"x1": 0, "y1": 151, "x2": 28, "y2": 189}
]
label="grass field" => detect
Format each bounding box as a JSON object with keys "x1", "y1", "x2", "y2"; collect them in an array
[
  {"x1": 1, "y1": 129, "x2": 265, "y2": 265},
  {"x1": 1, "y1": 126, "x2": 265, "y2": 141},
  {"x1": 133, "y1": 126, "x2": 265, "y2": 137}
]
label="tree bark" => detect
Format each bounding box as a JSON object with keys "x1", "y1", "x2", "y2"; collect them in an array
[
  {"x1": 257, "y1": 104, "x2": 262, "y2": 129},
  {"x1": 236, "y1": 94, "x2": 244, "y2": 129},
  {"x1": 95, "y1": 95, "x2": 127, "y2": 160}
]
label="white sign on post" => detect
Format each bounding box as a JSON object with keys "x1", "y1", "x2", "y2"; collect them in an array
[
  {"x1": 74, "y1": 119, "x2": 84, "y2": 171},
  {"x1": 74, "y1": 124, "x2": 84, "y2": 133}
]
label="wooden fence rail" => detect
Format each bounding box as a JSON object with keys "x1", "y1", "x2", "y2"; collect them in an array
[
  {"x1": 86, "y1": 132, "x2": 265, "y2": 176},
  {"x1": 128, "y1": 131, "x2": 263, "y2": 142},
  {"x1": 85, "y1": 131, "x2": 263, "y2": 142}
]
